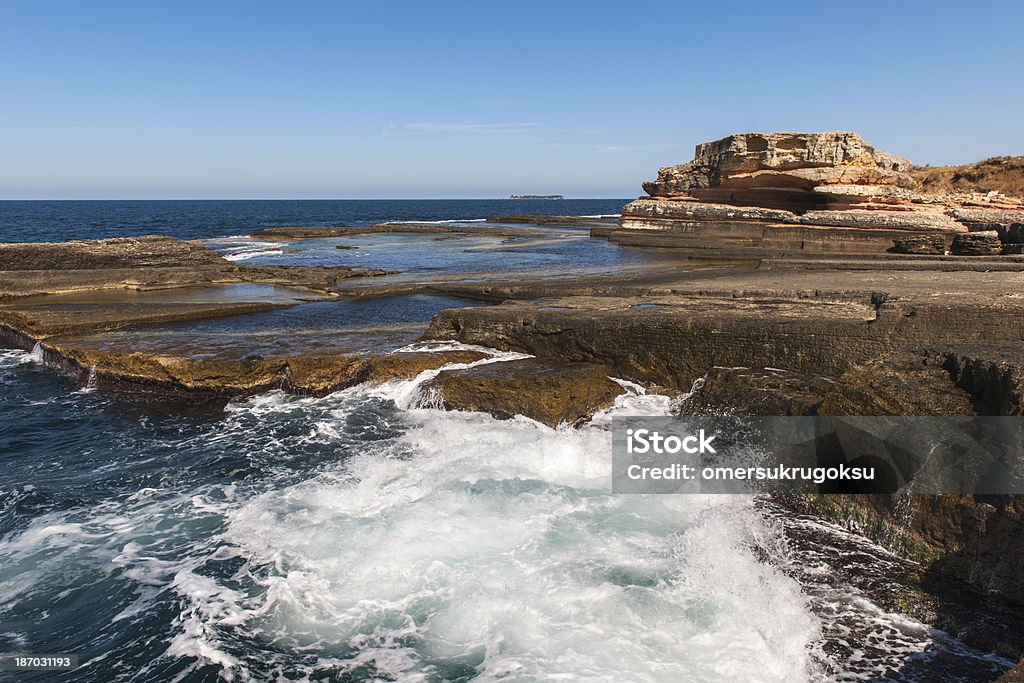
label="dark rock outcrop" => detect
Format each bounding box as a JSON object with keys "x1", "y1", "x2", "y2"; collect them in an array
[
  {"x1": 683, "y1": 366, "x2": 832, "y2": 416},
  {"x1": 421, "y1": 358, "x2": 624, "y2": 427},
  {"x1": 819, "y1": 352, "x2": 977, "y2": 416},
  {"x1": 0, "y1": 235, "x2": 229, "y2": 270},
  {"x1": 952, "y1": 231, "x2": 1003, "y2": 256},
  {"x1": 891, "y1": 234, "x2": 948, "y2": 255}
]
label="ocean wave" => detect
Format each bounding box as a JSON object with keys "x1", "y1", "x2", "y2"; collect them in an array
[
  {"x1": 215, "y1": 402, "x2": 820, "y2": 681},
  {"x1": 0, "y1": 349, "x2": 33, "y2": 368},
  {"x1": 222, "y1": 249, "x2": 284, "y2": 261},
  {"x1": 5, "y1": 345, "x2": 991, "y2": 681},
  {"x1": 384, "y1": 218, "x2": 488, "y2": 224}
]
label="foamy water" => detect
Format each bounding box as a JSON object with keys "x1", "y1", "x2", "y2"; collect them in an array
[
  {"x1": 0, "y1": 347, "x2": 1012, "y2": 681},
  {"x1": 210, "y1": 390, "x2": 819, "y2": 680},
  {"x1": 0, "y1": 348, "x2": 825, "y2": 681}
]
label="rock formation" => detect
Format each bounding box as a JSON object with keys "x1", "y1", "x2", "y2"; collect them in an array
[
  {"x1": 421, "y1": 358, "x2": 624, "y2": 427},
  {"x1": 618, "y1": 132, "x2": 1024, "y2": 254},
  {"x1": 0, "y1": 236, "x2": 386, "y2": 298}
]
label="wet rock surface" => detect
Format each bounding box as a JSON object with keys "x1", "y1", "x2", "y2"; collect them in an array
[
  {"x1": 767, "y1": 500, "x2": 1024, "y2": 678},
  {"x1": 0, "y1": 235, "x2": 386, "y2": 298},
  {"x1": 38, "y1": 342, "x2": 487, "y2": 397},
  {"x1": 683, "y1": 366, "x2": 834, "y2": 416},
  {"x1": 421, "y1": 358, "x2": 624, "y2": 427}
]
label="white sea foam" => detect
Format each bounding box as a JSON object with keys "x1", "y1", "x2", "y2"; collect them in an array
[
  {"x1": 0, "y1": 349, "x2": 33, "y2": 368},
  {"x1": 28, "y1": 342, "x2": 44, "y2": 364},
  {"x1": 222, "y1": 248, "x2": 285, "y2": 261},
  {"x1": 0, "y1": 348, "x2": 821, "y2": 680},
  {"x1": 385, "y1": 219, "x2": 488, "y2": 224},
  {"x1": 203, "y1": 370, "x2": 822, "y2": 681},
  {"x1": 14, "y1": 346, "x2": 998, "y2": 680},
  {"x1": 206, "y1": 236, "x2": 288, "y2": 261}
]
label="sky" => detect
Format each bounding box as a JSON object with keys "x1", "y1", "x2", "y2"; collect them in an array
[{"x1": 1, "y1": 0, "x2": 1022, "y2": 199}]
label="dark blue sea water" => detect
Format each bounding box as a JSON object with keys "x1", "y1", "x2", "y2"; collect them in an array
[{"x1": 0, "y1": 199, "x2": 629, "y2": 243}]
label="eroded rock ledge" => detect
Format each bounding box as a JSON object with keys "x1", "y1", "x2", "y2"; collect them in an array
[
  {"x1": 0, "y1": 236, "x2": 386, "y2": 298},
  {"x1": 617, "y1": 131, "x2": 1024, "y2": 255}
]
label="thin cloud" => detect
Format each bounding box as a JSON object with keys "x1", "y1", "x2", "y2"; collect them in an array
[{"x1": 386, "y1": 122, "x2": 543, "y2": 137}]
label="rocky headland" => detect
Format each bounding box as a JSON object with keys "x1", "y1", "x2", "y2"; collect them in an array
[
  {"x1": 612, "y1": 131, "x2": 1024, "y2": 257},
  {"x1": 3, "y1": 132, "x2": 1024, "y2": 671}
]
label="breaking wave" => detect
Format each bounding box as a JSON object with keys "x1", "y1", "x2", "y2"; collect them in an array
[{"x1": 0, "y1": 352, "x2": 822, "y2": 681}]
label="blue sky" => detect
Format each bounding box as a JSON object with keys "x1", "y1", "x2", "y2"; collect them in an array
[{"x1": 2, "y1": 0, "x2": 1022, "y2": 199}]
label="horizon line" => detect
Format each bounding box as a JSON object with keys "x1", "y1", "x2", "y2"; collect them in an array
[{"x1": 0, "y1": 196, "x2": 636, "y2": 202}]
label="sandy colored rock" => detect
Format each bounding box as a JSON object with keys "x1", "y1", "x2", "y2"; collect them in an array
[
  {"x1": 622, "y1": 131, "x2": 1024, "y2": 254},
  {"x1": 998, "y1": 659, "x2": 1024, "y2": 682},
  {"x1": 642, "y1": 131, "x2": 915, "y2": 199},
  {"x1": 35, "y1": 341, "x2": 489, "y2": 397}
]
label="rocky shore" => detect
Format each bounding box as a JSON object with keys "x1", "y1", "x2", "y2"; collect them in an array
[
  {"x1": 0, "y1": 235, "x2": 388, "y2": 299},
  {"x1": 3, "y1": 132, "x2": 1024, "y2": 673}
]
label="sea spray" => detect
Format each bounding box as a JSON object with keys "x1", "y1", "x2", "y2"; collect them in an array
[
  {"x1": 80, "y1": 365, "x2": 98, "y2": 393},
  {"x1": 208, "y1": 366, "x2": 822, "y2": 681},
  {"x1": 388, "y1": 340, "x2": 531, "y2": 411},
  {"x1": 1, "y1": 346, "x2": 1008, "y2": 680},
  {"x1": 28, "y1": 342, "x2": 44, "y2": 364}
]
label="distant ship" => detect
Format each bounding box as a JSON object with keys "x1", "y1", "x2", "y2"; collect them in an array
[{"x1": 508, "y1": 194, "x2": 563, "y2": 200}]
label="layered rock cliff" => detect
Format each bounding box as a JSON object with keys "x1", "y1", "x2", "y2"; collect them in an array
[{"x1": 620, "y1": 132, "x2": 1024, "y2": 255}]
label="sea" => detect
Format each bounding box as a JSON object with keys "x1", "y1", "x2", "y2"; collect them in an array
[{"x1": 0, "y1": 200, "x2": 1014, "y2": 681}]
